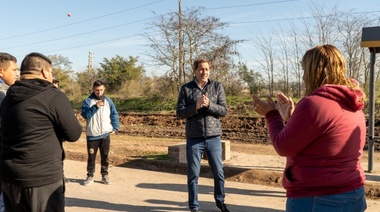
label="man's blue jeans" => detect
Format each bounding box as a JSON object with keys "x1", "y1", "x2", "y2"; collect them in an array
[
  {"x1": 0, "y1": 189, "x2": 4, "y2": 212},
  {"x1": 286, "y1": 186, "x2": 367, "y2": 212},
  {"x1": 186, "y1": 136, "x2": 225, "y2": 210}
]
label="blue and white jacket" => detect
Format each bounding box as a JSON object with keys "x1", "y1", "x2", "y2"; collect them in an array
[{"x1": 81, "y1": 93, "x2": 119, "y2": 140}]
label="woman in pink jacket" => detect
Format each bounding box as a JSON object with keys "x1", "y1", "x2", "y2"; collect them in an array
[{"x1": 253, "y1": 44, "x2": 367, "y2": 212}]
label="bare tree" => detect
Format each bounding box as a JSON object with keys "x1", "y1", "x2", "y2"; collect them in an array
[
  {"x1": 145, "y1": 11, "x2": 179, "y2": 90},
  {"x1": 299, "y1": 1, "x2": 341, "y2": 47},
  {"x1": 250, "y1": 0, "x2": 380, "y2": 99},
  {"x1": 275, "y1": 26, "x2": 292, "y2": 96},
  {"x1": 145, "y1": 7, "x2": 242, "y2": 91},
  {"x1": 338, "y1": 12, "x2": 372, "y2": 83},
  {"x1": 288, "y1": 22, "x2": 304, "y2": 98},
  {"x1": 254, "y1": 33, "x2": 276, "y2": 96}
]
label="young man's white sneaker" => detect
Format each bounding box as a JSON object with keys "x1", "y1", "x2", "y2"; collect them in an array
[
  {"x1": 83, "y1": 176, "x2": 94, "y2": 185},
  {"x1": 101, "y1": 175, "x2": 110, "y2": 185}
]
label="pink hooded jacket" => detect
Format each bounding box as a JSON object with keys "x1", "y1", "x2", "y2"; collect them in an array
[{"x1": 266, "y1": 84, "x2": 366, "y2": 197}]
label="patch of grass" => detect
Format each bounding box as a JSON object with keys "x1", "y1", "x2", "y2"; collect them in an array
[
  {"x1": 142, "y1": 154, "x2": 169, "y2": 161},
  {"x1": 226, "y1": 96, "x2": 256, "y2": 116},
  {"x1": 113, "y1": 96, "x2": 177, "y2": 112},
  {"x1": 226, "y1": 96, "x2": 252, "y2": 106}
]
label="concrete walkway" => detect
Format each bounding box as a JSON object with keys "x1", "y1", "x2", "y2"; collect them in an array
[{"x1": 64, "y1": 160, "x2": 380, "y2": 212}]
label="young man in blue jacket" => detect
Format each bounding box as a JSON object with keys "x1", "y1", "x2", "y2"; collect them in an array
[{"x1": 81, "y1": 80, "x2": 119, "y2": 185}]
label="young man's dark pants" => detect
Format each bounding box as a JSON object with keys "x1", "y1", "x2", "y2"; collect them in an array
[
  {"x1": 2, "y1": 180, "x2": 64, "y2": 212},
  {"x1": 86, "y1": 136, "x2": 110, "y2": 177}
]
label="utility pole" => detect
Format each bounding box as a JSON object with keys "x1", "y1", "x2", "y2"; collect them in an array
[
  {"x1": 88, "y1": 52, "x2": 95, "y2": 91},
  {"x1": 361, "y1": 26, "x2": 380, "y2": 172},
  {"x1": 88, "y1": 51, "x2": 93, "y2": 72},
  {"x1": 178, "y1": 0, "x2": 183, "y2": 88}
]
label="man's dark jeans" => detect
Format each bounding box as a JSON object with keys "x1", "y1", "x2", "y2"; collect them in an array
[{"x1": 86, "y1": 135, "x2": 110, "y2": 177}]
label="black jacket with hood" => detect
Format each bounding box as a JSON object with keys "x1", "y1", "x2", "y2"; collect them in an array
[{"x1": 0, "y1": 79, "x2": 82, "y2": 187}]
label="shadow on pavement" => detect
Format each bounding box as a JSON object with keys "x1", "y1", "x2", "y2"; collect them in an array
[
  {"x1": 136, "y1": 183, "x2": 285, "y2": 198},
  {"x1": 118, "y1": 158, "x2": 284, "y2": 187},
  {"x1": 66, "y1": 197, "x2": 284, "y2": 212}
]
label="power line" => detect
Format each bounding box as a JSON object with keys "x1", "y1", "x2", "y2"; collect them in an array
[
  {"x1": 205, "y1": 0, "x2": 300, "y2": 10},
  {"x1": 1, "y1": 0, "x2": 297, "y2": 42},
  {"x1": 42, "y1": 34, "x2": 140, "y2": 54},
  {"x1": 6, "y1": 1, "x2": 379, "y2": 60},
  {"x1": 229, "y1": 10, "x2": 380, "y2": 25},
  {"x1": 0, "y1": 0, "x2": 166, "y2": 41},
  {"x1": 2, "y1": 17, "x2": 155, "y2": 50},
  {"x1": 3, "y1": 0, "x2": 126, "y2": 31},
  {"x1": 15, "y1": 8, "x2": 380, "y2": 57}
]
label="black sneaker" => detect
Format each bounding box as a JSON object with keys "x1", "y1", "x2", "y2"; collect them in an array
[
  {"x1": 190, "y1": 209, "x2": 198, "y2": 212},
  {"x1": 216, "y1": 203, "x2": 230, "y2": 212}
]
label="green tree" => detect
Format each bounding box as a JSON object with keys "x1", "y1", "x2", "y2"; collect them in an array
[
  {"x1": 97, "y1": 55, "x2": 144, "y2": 92},
  {"x1": 48, "y1": 54, "x2": 82, "y2": 104},
  {"x1": 76, "y1": 68, "x2": 98, "y2": 95},
  {"x1": 49, "y1": 54, "x2": 73, "y2": 86},
  {"x1": 238, "y1": 63, "x2": 265, "y2": 95}
]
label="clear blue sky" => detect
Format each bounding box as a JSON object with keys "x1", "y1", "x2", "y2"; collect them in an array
[{"x1": 1, "y1": 0, "x2": 379, "y2": 75}]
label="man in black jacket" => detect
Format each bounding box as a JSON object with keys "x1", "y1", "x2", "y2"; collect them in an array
[
  {"x1": 177, "y1": 58, "x2": 230, "y2": 212},
  {"x1": 0, "y1": 52, "x2": 82, "y2": 212}
]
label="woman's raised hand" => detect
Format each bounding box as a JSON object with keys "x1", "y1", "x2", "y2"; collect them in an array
[{"x1": 276, "y1": 93, "x2": 294, "y2": 122}]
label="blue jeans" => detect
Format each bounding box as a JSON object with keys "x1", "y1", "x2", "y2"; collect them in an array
[
  {"x1": 0, "y1": 189, "x2": 4, "y2": 212},
  {"x1": 186, "y1": 136, "x2": 225, "y2": 210},
  {"x1": 286, "y1": 187, "x2": 367, "y2": 212}
]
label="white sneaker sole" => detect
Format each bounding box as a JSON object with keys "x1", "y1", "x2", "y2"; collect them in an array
[{"x1": 84, "y1": 180, "x2": 93, "y2": 186}]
